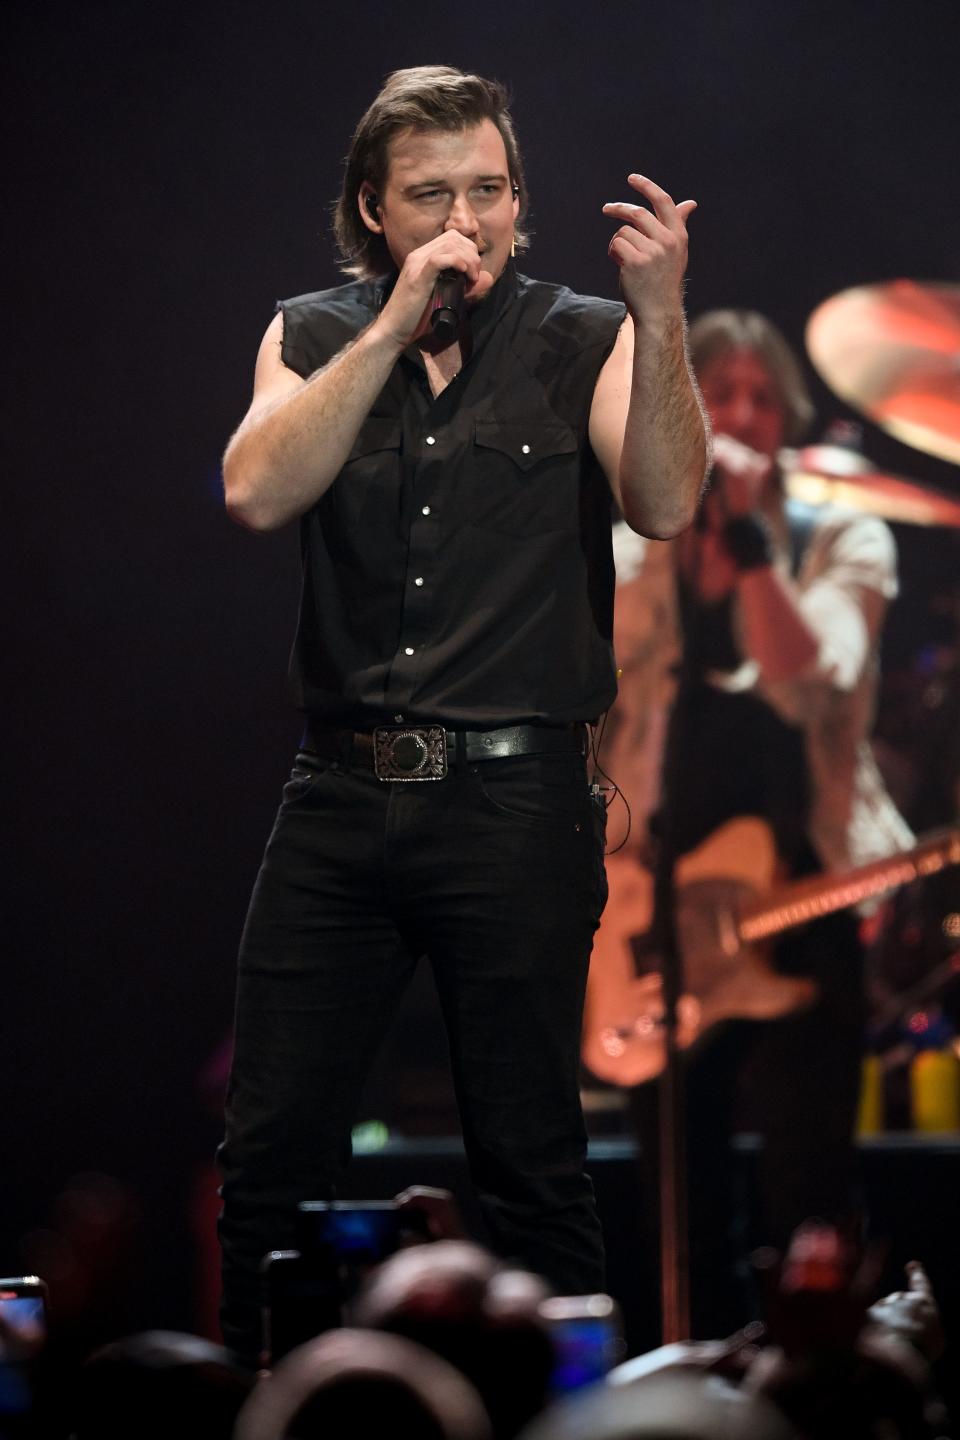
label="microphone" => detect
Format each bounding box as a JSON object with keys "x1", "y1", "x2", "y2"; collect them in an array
[{"x1": 429, "y1": 269, "x2": 466, "y2": 343}]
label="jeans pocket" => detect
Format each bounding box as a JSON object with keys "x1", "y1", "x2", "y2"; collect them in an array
[
  {"x1": 473, "y1": 754, "x2": 587, "y2": 826},
  {"x1": 281, "y1": 751, "x2": 332, "y2": 805}
]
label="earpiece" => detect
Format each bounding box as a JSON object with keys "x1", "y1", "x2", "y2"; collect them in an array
[{"x1": 365, "y1": 193, "x2": 380, "y2": 220}]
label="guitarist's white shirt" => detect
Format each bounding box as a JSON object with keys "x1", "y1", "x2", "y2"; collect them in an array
[{"x1": 606, "y1": 504, "x2": 914, "y2": 874}]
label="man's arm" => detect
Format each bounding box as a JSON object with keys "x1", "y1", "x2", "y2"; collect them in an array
[
  {"x1": 737, "y1": 512, "x2": 895, "y2": 728},
  {"x1": 700, "y1": 438, "x2": 894, "y2": 691},
  {"x1": 758, "y1": 515, "x2": 895, "y2": 687},
  {"x1": 223, "y1": 231, "x2": 484, "y2": 532},
  {"x1": 223, "y1": 315, "x2": 403, "y2": 531},
  {"x1": 589, "y1": 174, "x2": 710, "y2": 539}
]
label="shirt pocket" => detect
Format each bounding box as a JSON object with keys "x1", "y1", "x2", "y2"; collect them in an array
[
  {"x1": 333, "y1": 417, "x2": 403, "y2": 531},
  {"x1": 470, "y1": 417, "x2": 580, "y2": 535}
]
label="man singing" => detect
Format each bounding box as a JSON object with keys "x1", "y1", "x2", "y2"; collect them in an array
[{"x1": 219, "y1": 64, "x2": 707, "y2": 1362}]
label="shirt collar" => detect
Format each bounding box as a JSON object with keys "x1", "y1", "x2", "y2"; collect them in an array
[
  {"x1": 374, "y1": 260, "x2": 518, "y2": 370},
  {"x1": 466, "y1": 258, "x2": 518, "y2": 350}
]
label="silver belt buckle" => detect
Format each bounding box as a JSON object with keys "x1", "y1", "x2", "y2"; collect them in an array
[{"x1": 373, "y1": 725, "x2": 448, "y2": 781}]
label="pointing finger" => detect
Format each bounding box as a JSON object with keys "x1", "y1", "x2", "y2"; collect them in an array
[
  {"x1": 628, "y1": 173, "x2": 674, "y2": 205},
  {"x1": 627, "y1": 173, "x2": 696, "y2": 231}
]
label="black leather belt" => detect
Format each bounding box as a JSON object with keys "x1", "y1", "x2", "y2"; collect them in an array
[{"x1": 303, "y1": 721, "x2": 587, "y2": 782}]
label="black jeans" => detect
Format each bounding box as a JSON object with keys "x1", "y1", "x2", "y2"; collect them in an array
[{"x1": 218, "y1": 748, "x2": 608, "y2": 1359}]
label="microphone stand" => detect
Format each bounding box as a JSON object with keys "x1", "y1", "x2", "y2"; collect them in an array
[
  {"x1": 651, "y1": 690, "x2": 690, "y2": 1339},
  {"x1": 647, "y1": 530, "x2": 707, "y2": 1344}
]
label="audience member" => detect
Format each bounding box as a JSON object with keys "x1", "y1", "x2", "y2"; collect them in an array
[
  {"x1": 602, "y1": 1241, "x2": 948, "y2": 1440},
  {"x1": 515, "y1": 1369, "x2": 801, "y2": 1440},
  {"x1": 745, "y1": 1239, "x2": 947, "y2": 1440},
  {"x1": 70, "y1": 1329, "x2": 253, "y2": 1439},
  {"x1": 351, "y1": 1239, "x2": 555, "y2": 1438},
  {"x1": 233, "y1": 1328, "x2": 491, "y2": 1440}
]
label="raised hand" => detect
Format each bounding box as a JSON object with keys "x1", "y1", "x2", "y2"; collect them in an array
[
  {"x1": 867, "y1": 1259, "x2": 945, "y2": 1363},
  {"x1": 602, "y1": 174, "x2": 696, "y2": 327}
]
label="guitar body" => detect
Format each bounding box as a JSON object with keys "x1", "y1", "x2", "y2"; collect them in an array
[{"x1": 582, "y1": 817, "x2": 818, "y2": 1087}]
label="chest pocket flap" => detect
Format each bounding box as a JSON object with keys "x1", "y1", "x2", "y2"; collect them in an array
[{"x1": 474, "y1": 419, "x2": 578, "y2": 472}]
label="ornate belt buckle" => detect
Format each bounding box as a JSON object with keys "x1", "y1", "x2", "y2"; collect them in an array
[{"x1": 373, "y1": 725, "x2": 448, "y2": 781}]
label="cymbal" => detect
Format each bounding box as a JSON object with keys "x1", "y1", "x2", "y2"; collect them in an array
[
  {"x1": 782, "y1": 443, "x2": 960, "y2": 528},
  {"x1": 806, "y1": 280, "x2": 960, "y2": 466}
]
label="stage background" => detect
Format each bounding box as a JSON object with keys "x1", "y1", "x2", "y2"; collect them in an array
[{"x1": 5, "y1": 0, "x2": 959, "y2": 1338}]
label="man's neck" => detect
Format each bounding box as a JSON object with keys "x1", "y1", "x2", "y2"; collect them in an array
[{"x1": 422, "y1": 343, "x2": 463, "y2": 399}]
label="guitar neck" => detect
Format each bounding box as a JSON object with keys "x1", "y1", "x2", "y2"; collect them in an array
[{"x1": 738, "y1": 827, "x2": 960, "y2": 944}]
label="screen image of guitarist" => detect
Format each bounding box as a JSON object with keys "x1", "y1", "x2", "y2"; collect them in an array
[{"x1": 589, "y1": 309, "x2": 917, "y2": 1340}]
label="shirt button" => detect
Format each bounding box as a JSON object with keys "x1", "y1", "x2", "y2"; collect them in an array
[
  {"x1": 414, "y1": 576, "x2": 424, "y2": 587},
  {"x1": 404, "y1": 646, "x2": 415, "y2": 656},
  {"x1": 394, "y1": 714, "x2": 404, "y2": 722},
  {"x1": 425, "y1": 435, "x2": 436, "y2": 446},
  {"x1": 521, "y1": 443, "x2": 531, "y2": 455},
  {"x1": 421, "y1": 505, "x2": 431, "y2": 516}
]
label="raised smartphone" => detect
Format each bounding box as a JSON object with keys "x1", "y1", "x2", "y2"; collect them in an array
[
  {"x1": 539, "y1": 1293, "x2": 625, "y2": 1393},
  {"x1": 0, "y1": 1276, "x2": 48, "y2": 1424}
]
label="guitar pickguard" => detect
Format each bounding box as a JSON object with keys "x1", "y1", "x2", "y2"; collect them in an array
[{"x1": 582, "y1": 817, "x2": 814, "y2": 1087}]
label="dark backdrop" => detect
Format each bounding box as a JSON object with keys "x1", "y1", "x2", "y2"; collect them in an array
[{"x1": 5, "y1": 0, "x2": 959, "y2": 1331}]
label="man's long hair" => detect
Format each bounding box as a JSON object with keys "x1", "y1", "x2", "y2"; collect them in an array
[
  {"x1": 333, "y1": 65, "x2": 530, "y2": 280},
  {"x1": 689, "y1": 309, "x2": 815, "y2": 446}
]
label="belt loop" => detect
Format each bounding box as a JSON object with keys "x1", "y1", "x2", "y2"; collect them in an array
[
  {"x1": 340, "y1": 730, "x2": 353, "y2": 768},
  {"x1": 455, "y1": 730, "x2": 466, "y2": 770}
]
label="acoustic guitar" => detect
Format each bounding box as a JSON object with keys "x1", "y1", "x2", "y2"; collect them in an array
[{"x1": 582, "y1": 817, "x2": 960, "y2": 1087}]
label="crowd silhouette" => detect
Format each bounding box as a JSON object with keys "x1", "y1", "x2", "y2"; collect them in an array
[{"x1": 1, "y1": 1185, "x2": 950, "y2": 1440}]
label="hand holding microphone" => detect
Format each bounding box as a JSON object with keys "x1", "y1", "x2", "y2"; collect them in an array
[
  {"x1": 374, "y1": 232, "x2": 481, "y2": 352},
  {"x1": 707, "y1": 435, "x2": 776, "y2": 571}
]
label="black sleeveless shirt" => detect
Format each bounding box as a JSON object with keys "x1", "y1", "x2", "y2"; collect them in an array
[{"x1": 278, "y1": 263, "x2": 625, "y2": 728}]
